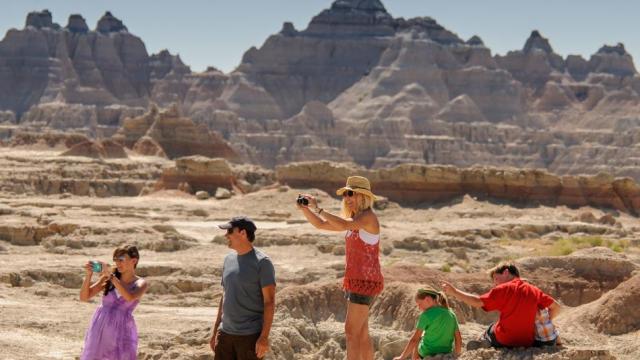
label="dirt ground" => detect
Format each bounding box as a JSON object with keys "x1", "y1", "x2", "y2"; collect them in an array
[{"x1": 0, "y1": 149, "x2": 639, "y2": 359}]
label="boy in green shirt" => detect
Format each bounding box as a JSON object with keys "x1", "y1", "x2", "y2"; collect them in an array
[{"x1": 394, "y1": 287, "x2": 462, "y2": 359}]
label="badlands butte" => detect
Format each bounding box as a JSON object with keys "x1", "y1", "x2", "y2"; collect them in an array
[{"x1": 0, "y1": 0, "x2": 640, "y2": 359}]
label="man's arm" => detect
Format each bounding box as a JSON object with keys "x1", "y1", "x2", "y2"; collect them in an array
[
  {"x1": 256, "y1": 284, "x2": 276, "y2": 358},
  {"x1": 209, "y1": 294, "x2": 223, "y2": 352},
  {"x1": 442, "y1": 281, "x2": 484, "y2": 308}
]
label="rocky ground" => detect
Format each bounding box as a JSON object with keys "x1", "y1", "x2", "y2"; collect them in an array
[{"x1": 0, "y1": 149, "x2": 639, "y2": 360}]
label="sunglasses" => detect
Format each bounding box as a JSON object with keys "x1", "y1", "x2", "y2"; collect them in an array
[
  {"x1": 342, "y1": 190, "x2": 355, "y2": 198},
  {"x1": 113, "y1": 255, "x2": 127, "y2": 262},
  {"x1": 226, "y1": 228, "x2": 236, "y2": 234}
]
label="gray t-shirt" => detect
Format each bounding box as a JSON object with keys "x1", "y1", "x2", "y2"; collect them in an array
[{"x1": 220, "y1": 248, "x2": 276, "y2": 335}]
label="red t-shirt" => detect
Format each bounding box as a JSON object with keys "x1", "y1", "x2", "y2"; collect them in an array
[{"x1": 480, "y1": 278, "x2": 554, "y2": 347}]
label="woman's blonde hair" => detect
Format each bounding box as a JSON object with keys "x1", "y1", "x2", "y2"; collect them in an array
[
  {"x1": 416, "y1": 286, "x2": 450, "y2": 309},
  {"x1": 341, "y1": 192, "x2": 374, "y2": 218}
]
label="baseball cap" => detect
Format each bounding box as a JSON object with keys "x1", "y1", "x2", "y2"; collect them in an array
[{"x1": 218, "y1": 216, "x2": 257, "y2": 233}]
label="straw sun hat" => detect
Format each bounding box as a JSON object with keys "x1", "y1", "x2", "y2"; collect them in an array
[{"x1": 336, "y1": 176, "x2": 379, "y2": 200}]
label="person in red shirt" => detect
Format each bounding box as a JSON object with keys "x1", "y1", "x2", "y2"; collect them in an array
[
  {"x1": 442, "y1": 262, "x2": 561, "y2": 348},
  {"x1": 298, "y1": 176, "x2": 384, "y2": 360}
]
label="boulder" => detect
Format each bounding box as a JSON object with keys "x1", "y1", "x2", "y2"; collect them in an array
[
  {"x1": 215, "y1": 187, "x2": 232, "y2": 200},
  {"x1": 195, "y1": 191, "x2": 210, "y2": 200},
  {"x1": 155, "y1": 156, "x2": 234, "y2": 194}
]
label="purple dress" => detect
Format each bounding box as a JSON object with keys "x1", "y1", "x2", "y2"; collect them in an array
[{"x1": 81, "y1": 282, "x2": 139, "y2": 360}]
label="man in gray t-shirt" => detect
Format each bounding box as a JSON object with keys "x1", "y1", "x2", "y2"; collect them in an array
[{"x1": 210, "y1": 216, "x2": 276, "y2": 360}]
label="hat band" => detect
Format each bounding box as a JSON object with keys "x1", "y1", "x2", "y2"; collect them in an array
[{"x1": 348, "y1": 185, "x2": 371, "y2": 191}]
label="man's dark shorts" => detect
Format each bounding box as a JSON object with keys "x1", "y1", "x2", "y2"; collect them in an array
[
  {"x1": 483, "y1": 323, "x2": 558, "y2": 348},
  {"x1": 344, "y1": 291, "x2": 374, "y2": 306},
  {"x1": 534, "y1": 338, "x2": 558, "y2": 347},
  {"x1": 214, "y1": 331, "x2": 261, "y2": 360},
  {"x1": 484, "y1": 323, "x2": 506, "y2": 348}
]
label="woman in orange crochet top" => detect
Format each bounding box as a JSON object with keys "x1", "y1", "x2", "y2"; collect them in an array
[{"x1": 298, "y1": 176, "x2": 384, "y2": 360}]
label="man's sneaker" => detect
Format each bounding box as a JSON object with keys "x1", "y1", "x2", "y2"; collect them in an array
[{"x1": 466, "y1": 339, "x2": 491, "y2": 350}]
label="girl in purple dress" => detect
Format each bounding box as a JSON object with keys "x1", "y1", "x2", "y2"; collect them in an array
[{"x1": 79, "y1": 245, "x2": 148, "y2": 360}]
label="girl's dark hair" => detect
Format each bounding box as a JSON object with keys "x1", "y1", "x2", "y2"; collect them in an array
[
  {"x1": 416, "y1": 286, "x2": 449, "y2": 309},
  {"x1": 104, "y1": 245, "x2": 140, "y2": 296}
]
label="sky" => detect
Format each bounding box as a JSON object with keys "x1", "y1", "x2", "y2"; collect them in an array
[{"x1": 1, "y1": 0, "x2": 638, "y2": 74}]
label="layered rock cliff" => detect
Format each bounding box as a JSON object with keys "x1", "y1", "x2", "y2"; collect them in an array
[
  {"x1": 276, "y1": 161, "x2": 640, "y2": 214},
  {"x1": 2, "y1": 2, "x2": 640, "y2": 181}
]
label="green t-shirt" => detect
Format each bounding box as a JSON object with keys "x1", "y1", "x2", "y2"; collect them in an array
[{"x1": 416, "y1": 306, "x2": 459, "y2": 357}]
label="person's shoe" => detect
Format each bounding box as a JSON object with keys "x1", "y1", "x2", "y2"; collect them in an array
[{"x1": 466, "y1": 339, "x2": 491, "y2": 350}]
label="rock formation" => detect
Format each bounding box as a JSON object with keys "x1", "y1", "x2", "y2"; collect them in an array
[
  {"x1": 0, "y1": 111, "x2": 16, "y2": 124},
  {"x1": 0, "y1": 10, "x2": 183, "y2": 133},
  {"x1": 517, "y1": 248, "x2": 637, "y2": 306},
  {"x1": 495, "y1": 30, "x2": 565, "y2": 89},
  {"x1": 2, "y1": 2, "x2": 640, "y2": 182},
  {"x1": 8, "y1": 131, "x2": 89, "y2": 148},
  {"x1": 155, "y1": 156, "x2": 234, "y2": 194},
  {"x1": 132, "y1": 136, "x2": 167, "y2": 158},
  {"x1": 0, "y1": 10, "x2": 152, "y2": 117},
  {"x1": 587, "y1": 274, "x2": 640, "y2": 335},
  {"x1": 60, "y1": 139, "x2": 128, "y2": 159},
  {"x1": 113, "y1": 105, "x2": 237, "y2": 160},
  {"x1": 276, "y1": 161, "x2": 640, "y2": 214}
]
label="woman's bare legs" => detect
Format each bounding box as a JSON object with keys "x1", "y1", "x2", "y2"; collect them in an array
[
  {"x1": 359, "y1": 313, "x2": 374, "y2": 360},
  {"x1": 345, "y1": 301, "x2": 373, "y2": 360}
]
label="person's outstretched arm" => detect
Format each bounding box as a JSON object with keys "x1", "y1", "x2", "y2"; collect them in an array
[
  {"x1": 393, "y1": 329, "x2": 423, "y2": 360},
  {"x1": 320, "y1": 207, "x2": 379, "y2": 234},
  {"x1": 299, "y1": 204, "x2": 343, "y2": 231},
  {"x1": 441, "y1": 281, "x2": 483, "y2": 308}
]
